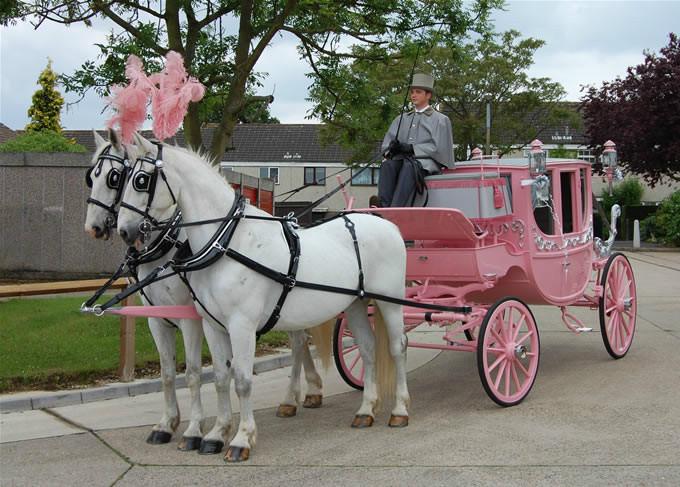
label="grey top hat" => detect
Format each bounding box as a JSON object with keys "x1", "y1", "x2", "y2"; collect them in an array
[{"x1": 410, "y1": 73, "x2": 434, "y2": 92}]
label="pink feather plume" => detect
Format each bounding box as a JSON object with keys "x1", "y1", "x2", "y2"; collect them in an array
[
  {"x1": 106, "y1": 55, "x2": 154, "y2": 144},
  {"x1": 150, "y1": 51, "x2": 205, "y2": 141}
]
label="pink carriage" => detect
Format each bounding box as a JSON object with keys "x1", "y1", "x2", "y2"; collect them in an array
[{"x1": 334, "y1": 140, "x2": 636, "y2": 406}]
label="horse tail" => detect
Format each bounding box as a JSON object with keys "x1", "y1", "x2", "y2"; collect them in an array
[
  {"x1": 373, "y1": 306, "x2": 396, "y2": 410},
  {"x1": 307, "y1": 320, "x2": 333, "y2": 371}
]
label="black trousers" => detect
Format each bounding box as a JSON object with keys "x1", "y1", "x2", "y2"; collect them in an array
[{"x1": 378, "y1": 158, "x2": 430, "y2": 207}]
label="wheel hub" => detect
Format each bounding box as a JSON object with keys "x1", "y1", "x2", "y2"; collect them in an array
[{"x1": 515, "y1": 345, "x2": 528, "y2": 360}]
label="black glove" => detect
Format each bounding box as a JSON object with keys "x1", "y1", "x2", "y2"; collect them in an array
[
  {"x1": 398, "y1": 142, "x2": 414, "y2": 155},
  {"x1": 384, "y1": 139, "x2": 400, "y2": 158}
]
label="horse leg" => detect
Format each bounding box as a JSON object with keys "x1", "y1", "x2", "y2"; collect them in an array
[
  {"x1": 199, "y1": 322, "x2": 233, "y2": 455},
  {"x1": 146, "y1": 318, "x2": 180, "y2": 444},
  {"x1": 375, "y1": 302, "x2": 410, "y2": 427},
  {"x1": 177, "y1": 318, "x2": 205, "y2": 451},
  {"x1": 300, "y1": 331, "x2": 324, "y2": 409},
  {"x1": 345, "y1": 300, "x2": 378, "y2": 428},
  {"x1": 224, "y1": 325, "x2": 257, "y2": 463},
  {"x1": 276, "y1": 331, "x2": 304, "y2": 417}
]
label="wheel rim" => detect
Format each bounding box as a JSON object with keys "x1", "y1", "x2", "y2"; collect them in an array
[
  {"x1": 481, "y1": 300, "x2": 539, "y2": 405},
  {"x1": 337, "y1": 318, "x2": 365, "y2": 388},
  {"x1": 601, "y1": 255, "x2": 637, "y2": 357}
]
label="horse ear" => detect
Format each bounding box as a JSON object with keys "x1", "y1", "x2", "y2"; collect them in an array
[
  {"x1": 108, "y1": 128, "x2": 122, "y2": 151},
  {"x1": 133, "y1": 131, "x2": 154, "y2": 153},
  {"x1": 93, "y1": 129, "x2": 106, "y2": 149}
]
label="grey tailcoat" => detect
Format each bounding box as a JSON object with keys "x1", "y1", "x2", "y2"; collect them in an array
[{"x1": 381, "y1": 106, "x2": 454, "y2": 171}]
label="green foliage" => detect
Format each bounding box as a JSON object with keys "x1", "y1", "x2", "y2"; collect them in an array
[
  {"x1": 26, "y1": 59, "x2": 64, "y2": 133},
  {"x1": 600, "y1": 177, "x2": 644, "y2": 214},
  {"x1": 0, "y1": 130, "x2": 86, "y2": 153},
  {"x1": 550, "y1": 144, "x2": 578, "y2": 158},
  {"x1": 307, "y1": 28, "x2": 575, "y2": 162},
  {"x1": 642, "y1": 191, "x2": 680, "y2": 246},
  {"x1": 0, "y1": 295, "x2": 288, "y2": 392},
  {"x1": 13, "y1": 0, "x2": 501, "y2": 159}
]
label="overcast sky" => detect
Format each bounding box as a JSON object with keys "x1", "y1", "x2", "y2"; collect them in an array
[{"x1": 1, "y1": 0, "x2": 678, "y2": 130}]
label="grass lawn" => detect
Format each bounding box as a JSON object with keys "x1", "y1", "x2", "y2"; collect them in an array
[{"x1": 0, "y1": 295, "x2": 288, "y2": 393}]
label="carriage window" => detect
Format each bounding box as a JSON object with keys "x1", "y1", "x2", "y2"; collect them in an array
[
  {"x1": 560, "y1": 172, "x2": 574, "y2": 233},
  {"x1": 533, "y1": 172, "x2": 554, "y2": 234},
  {"x1": 580, "y1": 168, "x2": 588, "y2": 227}
]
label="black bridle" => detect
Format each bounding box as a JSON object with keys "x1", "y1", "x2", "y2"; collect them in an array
[
  {"x1": 119, "y1": 143, "x2": 178, "y2": 241},
  {"x1": 85, "y1": 144, "x2": 132, "y2": 229}
]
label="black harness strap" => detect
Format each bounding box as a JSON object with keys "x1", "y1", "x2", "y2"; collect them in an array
[
  {"x1": 342, "y1": 215, "x2": 365, "y2": 298},
  {"x1": 254, "y1": 218, "x2": 300, "y2": 338}
]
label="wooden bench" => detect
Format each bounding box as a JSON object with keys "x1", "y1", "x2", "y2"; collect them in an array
[{"x1": 0, "y1": 278, "x2": 138, "y2": 382}]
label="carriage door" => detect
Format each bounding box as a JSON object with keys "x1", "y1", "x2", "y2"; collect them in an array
[{"x1": 532, "y1": 167, "x2": 591, "y2": 300}]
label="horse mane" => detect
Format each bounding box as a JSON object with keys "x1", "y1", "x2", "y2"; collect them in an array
[{"x1": 162, "y1": 142, "x2": 232, "y2": 186}]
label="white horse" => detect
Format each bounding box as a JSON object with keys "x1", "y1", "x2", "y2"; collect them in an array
[
  {"x1": 85, "y1": 130, "x2": 332, "y2": 454},
  {"x1": 117, "y1": 134, "x2": 410, "y2": 462}
]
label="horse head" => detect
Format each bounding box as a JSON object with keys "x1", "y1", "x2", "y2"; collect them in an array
[
  {"x1": 118, "y1": 133, "x2": 180, "y2": 248},
  {"x1": 84, "y1": 128, "x2": 135, "y2": 240}
]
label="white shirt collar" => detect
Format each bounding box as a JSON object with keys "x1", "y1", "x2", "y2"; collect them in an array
[{"x1": 415, "y1": 105, "x2": 431, "y2": 113}]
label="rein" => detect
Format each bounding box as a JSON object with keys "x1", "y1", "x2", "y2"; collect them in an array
[{"x1": 87, "y1": 144, "x2": 472, "y2": 335}]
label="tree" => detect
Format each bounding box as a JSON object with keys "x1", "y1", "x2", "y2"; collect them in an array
[
  {"x1": 307, "y1": 29, "x2": 575, "y2": 162},
  {"x1": 26, "y1": 59, "x2": 64, "y2": 133},
  {"x1": 13, "y1": 0, "x2": 500, "y2": 162},
  {"x1": 581, "y1": 33, "x2": 680, "y2": 186}
]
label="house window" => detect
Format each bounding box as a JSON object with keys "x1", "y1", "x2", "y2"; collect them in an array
[
  {"x1": 259, "y1": 167, "x2": 279, "y2": 184},
  {"x1": 351, "y1": 167, "x2": 380, "y2": 186},
  {"x1": 577, "y1": 149, "x2": 595, "y2": 163},
  {"x1": 304, "y1": 167, "x2": 326, "y2": 185}
]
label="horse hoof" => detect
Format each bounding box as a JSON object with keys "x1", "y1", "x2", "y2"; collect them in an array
[
  {"x1": 146, "y1": 430, "x2": 172, "y2": 444},
  {"x1": 388, "y1": 415, "x2": 409, "y2": 428},
  {"x1": 198, "y1": 439, "x2": 224, "y2": 455},
  {"x1": 224, "y1": 446, "x2": 250, "y2": 463},
  {"x1": 303, "y1": 394, "x2": 323, "y2": 408},
  {"x1": 178, "y1": 436, "x2": 202, "y2": 451},
  {"x1": 351, "y1": 414, "x2": 374, "y2": 428},
  {"x1": 276, "y1": 404, "x2": 297, "y2": 418}
]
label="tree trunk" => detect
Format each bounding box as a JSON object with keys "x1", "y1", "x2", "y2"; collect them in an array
[{"x1": 183, "y1": 103, "x2": 203, "y2": 153}]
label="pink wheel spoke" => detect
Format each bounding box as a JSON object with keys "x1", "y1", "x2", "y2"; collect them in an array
[
  {"x1": 515, "y1": 358, "x2": 530, "y2": 378},
  {"x1": 493, "y1": 360, "x2": 507, "y2": 390},
  {"x1": 512, "y1": 314, "x2": 527, "y2": 342},
  {"x1": 516, "y1": 330, "x2": 534, "y2": 347},
  {"x1": 607, "y1": 312, "x2": 618, "y2": 341},
  {"x1": 606, "y1": 304, "x2": 617, "y2": 315},
  {"x1": 504, "y1": 363, "x2": 510, "y2": 396},
  {"x1": 525, "y1": 352, "x2": 538, "y2": 357},
  {"x1": 616, "y1": 318, "x2": 625, "y2": 351},
  {"x1": 490, "y1": 325, "x2": 506, "y2": 346},
  {"x1": 488, "y1": 354, "x2": 505, "y2": 373},
  {"x1": 510, "y1": 361, "x2": 522, "y2": 391},
  {"x1": 619, "y1": 313, "x2": 632, "y2": 337},
  {"x1": 348, "y1": 352, "x2": 362, "y2": 372},
  {"x1": 618, "y1": 277, "x2": 631, "y2": 301},
  {"x1": 344, "y1": 344, "x2": 359, "y2": 355},
  {"x1": 487, "y1": 347, "x2": 504, "y2": 354}
]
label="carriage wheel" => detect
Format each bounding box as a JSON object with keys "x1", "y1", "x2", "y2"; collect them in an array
[
  {"x1": 477, "y1": 297, "x2": 540, "y2": 407},
  {"x1": 333, "y1": 317, "x2": 365, "y2": 390},
  {"x1": 599, "y1": 253, "x2": 637, "y2": 359}
]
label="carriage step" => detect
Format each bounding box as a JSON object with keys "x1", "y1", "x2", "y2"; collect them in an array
[{"x1": 575, "y1": 327, "x2": 593, "y2": 333}]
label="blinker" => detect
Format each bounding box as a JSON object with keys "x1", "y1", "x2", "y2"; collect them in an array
[{"x1": 133, "y1": 171, "x2": 153, "y2": 192}]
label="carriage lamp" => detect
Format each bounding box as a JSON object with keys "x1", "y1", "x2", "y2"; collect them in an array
[
  {"x1": 528, "y1": 139, "x2": 546, "y2": 177},
  {"x1": 602, "y1": 140, "x2": 621, "y2": 196},
  {"x1": 471, "y1": 147, "x2": 483, "y2": 160}
]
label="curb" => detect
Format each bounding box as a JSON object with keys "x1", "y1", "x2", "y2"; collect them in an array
[{"x1": 0, "y1": 350, "x2": 293, "y2": 414}]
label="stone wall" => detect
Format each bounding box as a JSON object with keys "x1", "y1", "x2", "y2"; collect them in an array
[{"x1": 0, "y1": 152, "x2": 126, "y2": 280}]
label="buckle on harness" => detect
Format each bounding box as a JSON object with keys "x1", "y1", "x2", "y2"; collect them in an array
[
  {"x1": 284, "y1": 276, "x2": 296, "y2": 289},
  {"x1": 212, "y1": 241, "x2": 227, "y2": 253}
]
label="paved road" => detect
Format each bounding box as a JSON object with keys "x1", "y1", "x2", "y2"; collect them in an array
[{"x1": 1, "y1": 251, "x2": 679, "y2": 486}]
